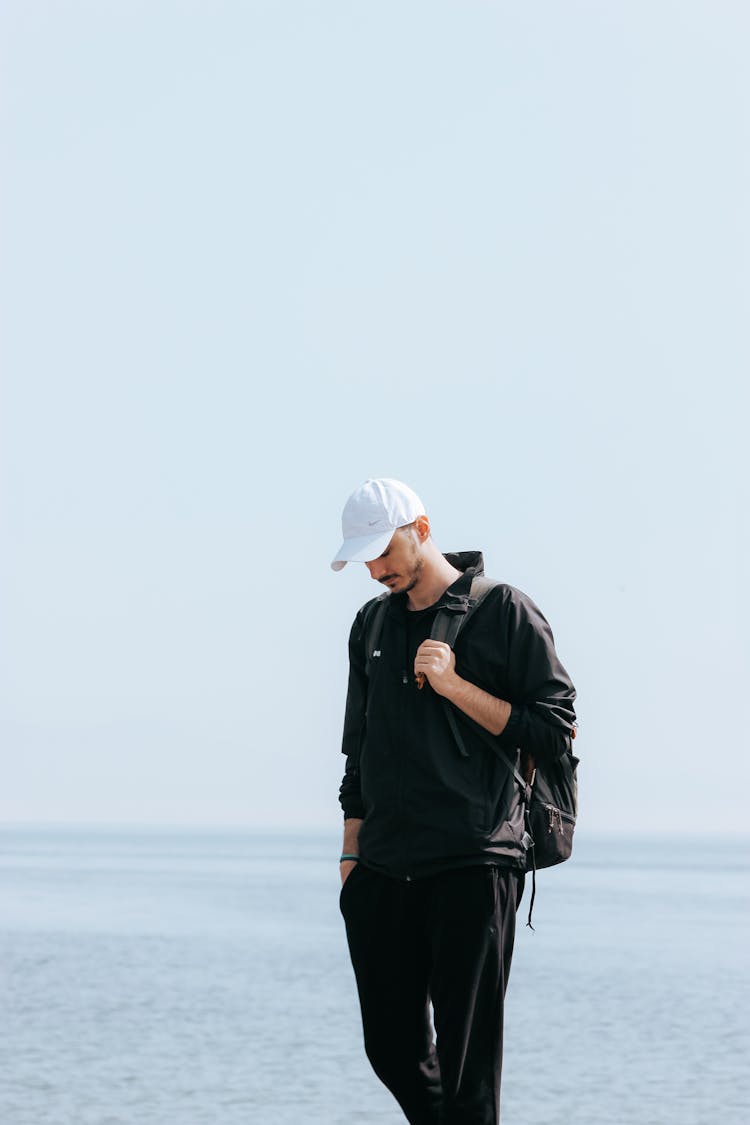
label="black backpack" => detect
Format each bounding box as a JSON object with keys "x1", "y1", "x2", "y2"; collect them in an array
[{"x1": 365, "y1": 576, "x2": 579, "y2": 925}]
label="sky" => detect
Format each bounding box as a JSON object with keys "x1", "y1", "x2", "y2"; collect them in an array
[{"x1": 1, "y1": 1, "x2": 748, "y2": 836}]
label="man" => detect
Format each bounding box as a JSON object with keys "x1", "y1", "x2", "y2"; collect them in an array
[{"x1": 332, "y1": 478, "x2": 576, "y2": 1125}]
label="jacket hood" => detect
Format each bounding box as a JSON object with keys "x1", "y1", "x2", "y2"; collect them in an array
[
  {"x1": 444, "y1": 550, "x2": 484, "y2": 577},
  {"x1": 411, "y1": 551, "x2": 486, "y2": 612},
  {"x1": 387, "y1": 552, "x2": 486, "y2": 613}
]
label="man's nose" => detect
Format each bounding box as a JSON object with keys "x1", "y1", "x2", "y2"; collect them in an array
[{"x1": 365, "y1": 558, "x2": 385, "y2": 580}]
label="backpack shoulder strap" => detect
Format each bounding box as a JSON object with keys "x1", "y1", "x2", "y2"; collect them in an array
[
  {"x1": 429, "y1": 576, "x2": 499, "y2": 760},
  {"x1": 431, "y1": 578, "x2": 527, "y2": 791},
  {"x1": 430, "y1": 575, "x2": 499, "y2": 647},
  {"x1": 366, "y1": 575, "x2": 496, "y2": 677},
  {"x1": 364, "y1": 593, "x2": 390, "y2": 676}
]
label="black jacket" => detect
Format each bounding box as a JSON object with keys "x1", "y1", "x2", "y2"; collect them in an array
[{"x1": 339, "y1": 551, "x2": 577, "y2": 879}]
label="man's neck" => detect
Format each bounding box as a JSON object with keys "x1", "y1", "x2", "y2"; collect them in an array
[{"x1": 406, "y1": 551, "x2": 463, "y2": 612}]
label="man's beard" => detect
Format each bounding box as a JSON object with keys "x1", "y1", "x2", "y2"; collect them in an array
[
  {"x1": 377, "y1": 531, "x2": 424, "y2": 593},
  {"x1": 401, "y1": 553, "x2": 424, "y2": 594}
]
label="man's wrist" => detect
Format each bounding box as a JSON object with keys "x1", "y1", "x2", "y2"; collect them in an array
[{"x1": 436, "y1": 670, "x2": 464, "y2": 702}]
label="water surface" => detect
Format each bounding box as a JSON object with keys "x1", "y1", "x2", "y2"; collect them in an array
[{"x1": 1, "y1": 830, "x2": 747, "y2": 1124}]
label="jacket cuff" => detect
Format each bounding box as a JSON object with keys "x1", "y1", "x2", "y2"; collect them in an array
[{"x1": 341, "y1": 800, "x2": 366, "y2": 820}]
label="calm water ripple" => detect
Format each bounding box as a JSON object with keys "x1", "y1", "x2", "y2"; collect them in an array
[{"x1": 1, "y1": 830, "x2": 748, "y2": 1125}]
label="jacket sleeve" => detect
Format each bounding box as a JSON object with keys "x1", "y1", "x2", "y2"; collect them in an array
[
  {"x1": 494, "y1": 587, "x2": 577, "y2": 762},
  {"x1": 338, "y1": 609, "x2": 369, "y2": 820}
]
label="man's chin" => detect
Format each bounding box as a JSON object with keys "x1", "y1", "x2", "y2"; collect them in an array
[
  {"x1": 381, "y1": 573, "x2": 418, "y2": 594},
  {"x1": 381, "y1": 577, "x2": 408, "y2": 593}
]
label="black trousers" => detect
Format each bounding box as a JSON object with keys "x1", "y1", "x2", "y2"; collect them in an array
[{"x1": 340, "y1": 862, "x2": 524, "y2": 1125}]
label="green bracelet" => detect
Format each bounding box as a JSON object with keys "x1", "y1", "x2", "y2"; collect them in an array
[{"x1": 340, "y1": 854, "x2": 360, "y2": 863}]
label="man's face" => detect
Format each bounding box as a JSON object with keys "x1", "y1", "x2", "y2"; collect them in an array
[{"x1": 364, "y1": 524, "x2": 424, "y2": 594}]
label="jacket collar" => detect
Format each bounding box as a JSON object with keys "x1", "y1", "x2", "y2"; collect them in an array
[
  {"x1": 438, "y1": 551, "x2": 484, "y2": 607},
  {"x1": 392, "y1": 551, "x2": 485, "y2": 613}
]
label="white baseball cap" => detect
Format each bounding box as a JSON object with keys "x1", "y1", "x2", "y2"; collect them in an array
[{"x1": 331, "y1": 478, "x2": 425, "y2": 571}]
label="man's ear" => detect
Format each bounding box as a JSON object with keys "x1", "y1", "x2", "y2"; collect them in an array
[{"x1": 414, "y1": 515, "x2": 430, "y2": 543}]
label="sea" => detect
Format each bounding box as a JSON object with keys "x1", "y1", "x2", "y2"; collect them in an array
[{"x1": 1, "y1": 829, "x2": 747, "y2": 1125}]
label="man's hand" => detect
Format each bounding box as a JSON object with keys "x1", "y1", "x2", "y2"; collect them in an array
[
  {"x1": 414, "y1": 640, "x2": 458, "y2": 697},
  {"x1": 415, "y1": 645, "x2": 513, "y2": 737},
  {"x1": 340, "y1": 859, "x2": 358, "y2": 886},
  {"x1": 341, "y1": 817, "x2": 362, "y2": 885}
]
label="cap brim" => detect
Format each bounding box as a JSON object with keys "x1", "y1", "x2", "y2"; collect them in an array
[{"x1": 330, "y1": 528, "x2": 395, "y2": 571}]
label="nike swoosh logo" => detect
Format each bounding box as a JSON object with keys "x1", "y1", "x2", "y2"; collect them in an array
[{"x1": 368, "y1": 520, "x2": 380, "y2": 526}]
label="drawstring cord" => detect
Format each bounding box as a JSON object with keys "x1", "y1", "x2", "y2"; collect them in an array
[
  {"x1": 524, "y1": 779, "x2": 537, "y2": 930},
  {"x1": 526, "y1": 849, "x2": 537, "y2": 931}
]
